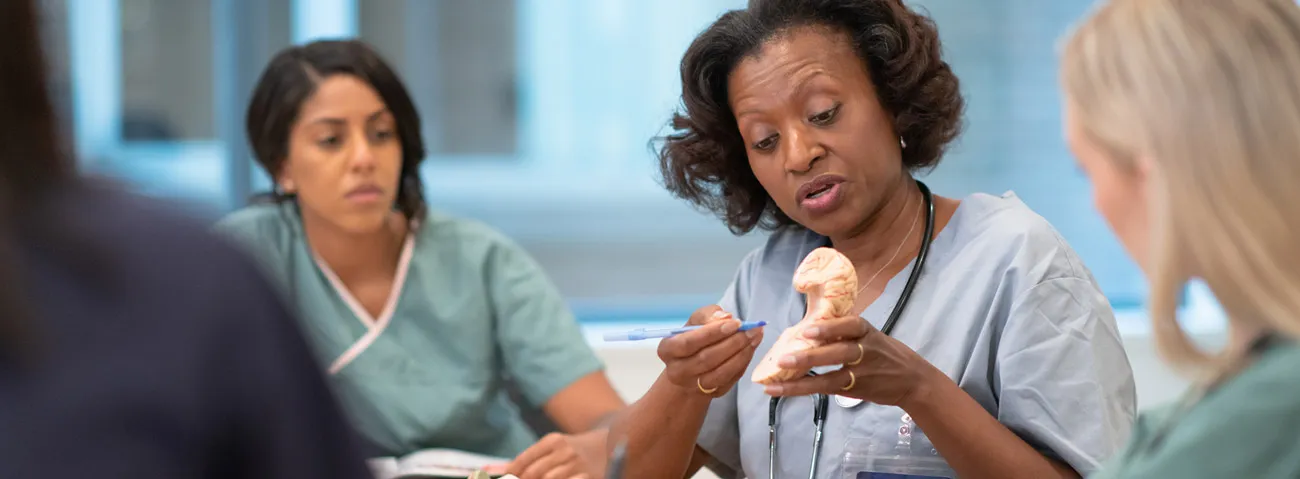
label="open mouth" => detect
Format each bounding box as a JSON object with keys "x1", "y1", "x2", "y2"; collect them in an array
[
  {"x1": 805, "y1": 184, "x2": 834, "y2": 200},
  {"x1": 795, "y1": 175, "x2": 847, "y2": 213}
]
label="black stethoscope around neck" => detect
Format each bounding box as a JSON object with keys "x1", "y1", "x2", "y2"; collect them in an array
[{"x1": 767, "y1": 179, "x2": 936, "y2": 479}]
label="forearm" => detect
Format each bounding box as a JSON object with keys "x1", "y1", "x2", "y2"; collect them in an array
[
  {"x1": 586, "y1": 410, "x2": 620, "y2": 431},
  {"x1": 544, "y1": 371, "x2": 627, "y2": 433},
  {"x1": 610, "y1": 374, "x2": 713, "y2": 479},
  {"x1": 901, "y1": 369, "x2": 1079, "y2": 479}
]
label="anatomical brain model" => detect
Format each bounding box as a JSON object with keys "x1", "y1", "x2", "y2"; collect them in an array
[{"x1": 751, "y1": 247, "x2": 858, "y2": 384}]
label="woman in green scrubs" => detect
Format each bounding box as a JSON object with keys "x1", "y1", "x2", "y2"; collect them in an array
[
  {"x1": 215, "y1": 39, "x2": 624, "y2": 479},
  {"x1": 1060, "y1": 0, "x2": 1300, "y2": 477}
]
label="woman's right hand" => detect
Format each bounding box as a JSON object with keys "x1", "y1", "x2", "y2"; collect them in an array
[{"x1": 657, "y1": 306, "x2": 765, "y2": 398}]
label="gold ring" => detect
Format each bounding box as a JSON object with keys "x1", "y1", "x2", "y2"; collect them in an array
[
  {"x1": 847, "y1": 342, "x2": 864, "y2": 366},
  {"x1": 841, "y1": 369, "x2": 856, "y2": 391},
  {"x1": 697, "y1": 378, "x2": 718, "y2": 395}
]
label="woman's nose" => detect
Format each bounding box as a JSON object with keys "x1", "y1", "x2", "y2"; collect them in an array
[
  {"x1": 347, "y1": 134, "x2": 376, "y2": 171},
  {"x1": 782, "y1": 127, "x2": 826, "y2": 173}
]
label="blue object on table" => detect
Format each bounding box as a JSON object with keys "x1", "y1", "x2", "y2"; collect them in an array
[{"x1": 602, "y1": 321, "x2": 767, "y2": 341}]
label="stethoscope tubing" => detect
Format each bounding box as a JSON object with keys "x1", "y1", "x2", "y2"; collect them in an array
[{"x1": 767, "y1": 180, "x2": 936, "y2": 479}]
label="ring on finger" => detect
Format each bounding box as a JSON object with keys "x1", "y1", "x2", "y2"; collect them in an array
[
  {"x1": 697, "y1": 377, "x2": 718, "y2": 394},
  {"x1": 841, "y1": 369, "x2": 856, "y2": 391},
  {"x1": 846, "y1": 342, "x2": 865, "y2": 366}
]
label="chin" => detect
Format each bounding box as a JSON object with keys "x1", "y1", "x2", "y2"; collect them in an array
[
  {"x1": 794, "y1": 210, "x2": 859, "y2": 239},
  {"x1": 333, "y1": 212, "x2": 393, "y2": 235}
]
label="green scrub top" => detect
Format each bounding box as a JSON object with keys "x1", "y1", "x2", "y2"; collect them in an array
[
  {"x1": 1091, "y1": 337, "x2": 1300, "y2": 479},
  {"x1": 213, "y1": 202, "x2": 604, "y2": 458}
]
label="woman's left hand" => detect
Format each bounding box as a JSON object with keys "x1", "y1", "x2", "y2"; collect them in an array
[{"x1": 761, "y1": 315, "x2": 943, "y2": 407}]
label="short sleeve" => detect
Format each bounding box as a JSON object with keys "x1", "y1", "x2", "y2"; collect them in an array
[
  {"x1": 486, "y1": 235, "x2": 604, "y2": 408},
  {"x1": 694, "y1": 250, "x2": 760, "y2": 478},
  {"x1": 994, "y1": 277, "x2": 1138, "y2": 476}
]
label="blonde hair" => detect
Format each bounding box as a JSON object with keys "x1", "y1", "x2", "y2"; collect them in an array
[{"x1": 1060, "y1": 0, "x2": 1300, "y2": 381}]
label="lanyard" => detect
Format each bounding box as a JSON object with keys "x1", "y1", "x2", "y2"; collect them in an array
[{"x1": 768, "y1": 180, "x2": 936, "y2": 479}]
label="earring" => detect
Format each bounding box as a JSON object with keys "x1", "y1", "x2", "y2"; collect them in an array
[
  {"x1": 279, "y1": 180, "x2": 296, "y2": 194},
  {"x1": 900, "y1": 137, "x2": 907, "y2": 149}
]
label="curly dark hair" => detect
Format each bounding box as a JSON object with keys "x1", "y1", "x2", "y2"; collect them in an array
[{"x1": 656, "y1": 0, "x2": 965, "y2": 234}]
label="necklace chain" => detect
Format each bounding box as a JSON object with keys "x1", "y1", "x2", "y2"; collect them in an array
[{"x1": 857, "y1": 198, "x2": 924, "y2": 297}]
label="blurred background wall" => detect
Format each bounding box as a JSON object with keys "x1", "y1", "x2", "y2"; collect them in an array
[{"x1": 38, "y1": 0, "x2": 1233, "y2": 412}]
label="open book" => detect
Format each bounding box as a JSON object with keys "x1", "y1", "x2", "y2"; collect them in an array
[{"x1": 366, "y1": 448, "x2": 511, "y2": 479}]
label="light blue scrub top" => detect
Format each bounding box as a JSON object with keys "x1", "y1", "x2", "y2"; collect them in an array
[
  {"x1": 214, "y1": 202, "x2": 604, "y2": 458},
  {"x1": 698, "y1": 191, "x2": 1137, "y2": 479}
]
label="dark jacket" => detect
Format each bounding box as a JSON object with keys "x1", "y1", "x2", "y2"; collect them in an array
[{"x1": 0, "y1": 186, "x2": 372, "y2": 479}]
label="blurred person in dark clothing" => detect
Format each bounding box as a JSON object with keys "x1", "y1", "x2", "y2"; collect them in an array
[{"x1": 0, "y1": 1, "x2": 373, "y2": 478}]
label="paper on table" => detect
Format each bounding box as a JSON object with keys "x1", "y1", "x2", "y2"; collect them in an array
[{"x1": 367, "y1": 448, "x2": 511, "y2": 479}]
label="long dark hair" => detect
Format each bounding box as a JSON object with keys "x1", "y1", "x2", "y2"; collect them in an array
[
  {"x1": 0, "y1": 0, "x2": 80, "y2": 360},
  {"x1": 245, "y1": 40, "x2": 428, "y2": 220}
]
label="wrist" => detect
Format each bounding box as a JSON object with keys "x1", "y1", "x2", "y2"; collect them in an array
[
  {"x1": 655, "y1": 374, "x2": 715, "y2": 407},
  {"x1": 898, "y1": 363, "x2": 952, "y2": 412}
]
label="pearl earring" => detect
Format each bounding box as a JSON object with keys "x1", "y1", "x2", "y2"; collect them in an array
[{"x1": 900, "y1": 137, "x2": 907, "y2": 149}]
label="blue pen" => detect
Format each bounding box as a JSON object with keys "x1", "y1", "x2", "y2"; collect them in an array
[{"x1": 602, "y1": 321, "x2": 767, "y2": 341}]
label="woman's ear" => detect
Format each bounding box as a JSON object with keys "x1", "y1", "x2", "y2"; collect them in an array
[{"x1": 275, "y1": 162, "x2": 297, "y2": 194}]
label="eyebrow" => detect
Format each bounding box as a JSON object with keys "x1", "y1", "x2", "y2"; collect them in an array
[
  {"x1": 304, "y1": 108, "x2": 392, "y2": 126},
  {"x1": 733, "y1": 70, "x2": 830, "y2": 120},
  {"x1": 791, "y1": 69, "x2": 831, "y2": 102}
]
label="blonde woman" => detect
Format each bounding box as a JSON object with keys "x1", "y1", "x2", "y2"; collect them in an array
[{"x1": 1060, "y1": 0, "x2": 1300, "y2": 477}]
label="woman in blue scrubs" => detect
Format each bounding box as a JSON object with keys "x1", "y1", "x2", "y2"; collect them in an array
[
  {"x1": 215, "y1": 40, "x2": 623, "y2": 479},
  {"x1": 610, "y1": 1, "x2": 1137, "y2": 478}
]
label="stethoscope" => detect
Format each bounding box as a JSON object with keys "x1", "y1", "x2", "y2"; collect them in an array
[{"x1": 767, "y1": 179, "x2": 936, "y2": 479}]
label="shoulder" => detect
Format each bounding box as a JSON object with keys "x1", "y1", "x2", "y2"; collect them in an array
[
  {"x1": 40, "y1": 186, "x2": 287, "y2": 319},
  {"x1": 73, "y1": 187, "x2": 254, "y2": 266},
  {"x1": 733, "y1": 226, "x2": 823, "y2": 280},
  {"x1": 1216, "y1": 341, "x2": 1300, "y2": 412},
  {"x1": 213, "y1": 202, "x2": 295, "y2": 244},
  {"x1": 1130, "y1": 342, "x2": 1300, "y2": 475},
  {"x1": 414, "y1": 210, "x2": 542, "y2": 274},
  {"x1": 943, "y1": 191, "x2": 1096, "y2": 289},
  {"x1": 209, "y1": 202, "x2": 301, "y2": 280},
  {"x1": 419, "y1": 209, "x2": 513, "y2": 245},
  {"x1": 417, "y1": 209, "x2": 525, "y2": 255}
]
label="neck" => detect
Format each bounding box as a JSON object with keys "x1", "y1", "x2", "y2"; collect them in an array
[
  {"x1": 301, "y1": 212, "x2": 406, "y2": 282},
  {"x1": 830, "y1": 178, "x2": 924, "y2": 282}
]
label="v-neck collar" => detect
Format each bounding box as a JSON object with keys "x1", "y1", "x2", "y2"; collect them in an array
[
  {"x1": 309, "y1": 221, "x2": 419, "y2": 374},
  {"x1": 807, "y1": 197, "x2": 964, "y2": 327}
]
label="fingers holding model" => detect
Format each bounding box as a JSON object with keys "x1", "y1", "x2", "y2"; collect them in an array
[{"x1": 754, "y1": 247, "x2": 944, "y2": 407}]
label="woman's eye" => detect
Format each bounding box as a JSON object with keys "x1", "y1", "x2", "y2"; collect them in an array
[
  {"x1": 753, "y1": 134, "x2": 778, "y2": 151},
  {"x1": 317, "y1": 136, "x2": 341, "y2": 148},
  {"x1": 810, "y1": 104, "x2": 841, "y2": 125}
]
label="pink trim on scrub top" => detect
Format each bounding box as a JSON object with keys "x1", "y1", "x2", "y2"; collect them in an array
[{"x1": 313, "y1": 226, "x2": 418, "y2": 375}]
